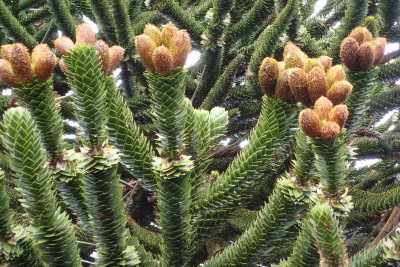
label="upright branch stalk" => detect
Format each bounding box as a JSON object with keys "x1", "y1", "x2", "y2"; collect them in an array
[
  {"x1": 3, "y1": 108, "x2": 82, "y2": 267},
  {"x1": 145, "y1": 69, "x2": 193, "y2": 266},
  {"x1": 345, "y1": 68, "x2": 377, "y2": 133},
  {"x1": 311, "y1": 131, "x2": 347, "y2": 196}
]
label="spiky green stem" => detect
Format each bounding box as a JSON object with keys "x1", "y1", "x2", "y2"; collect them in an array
[{"x1": 3, "y1": 107, "x2": 82, "y2": 267}]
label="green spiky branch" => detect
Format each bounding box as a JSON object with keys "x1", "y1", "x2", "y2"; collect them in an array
[
  {"x1": 292, "y1": 131, "x2": 314, "y2": 184},
  {"x1": 202, "y1": 176, "x2": 311, "y2": 266},
  {"x1": 3, "y1": 108, "x2": 82, "y2": 266},
  {"x1": 191, "y1": 98, "x2": 297, "y2": 246},
  {"x1": 105, "y1": 77, "x2": 156, "y2": 192},
  {"x1": 345, "y1": 69, "x2": 377, "y2": 133},
  {"x1": 88, "y1": 0, "x2": 118, "y2": 44},
  {"x1": 0, "y1": 0, "x2": 38, "y2": 48},
  {"x1": 45, "y1": 0, "x2": 76, "y2": 38},
  {"x1": 312, "y1": 131, "x2": 347, "y2": 196}
]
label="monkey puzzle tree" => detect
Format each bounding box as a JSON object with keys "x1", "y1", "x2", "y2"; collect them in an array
[{"x1": 0, "y1": 0, "x2": 400, "y2": 266}]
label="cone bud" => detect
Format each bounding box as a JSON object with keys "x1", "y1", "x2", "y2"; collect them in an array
[
  {"x1": 326, "y1": 65, "x2": 346, "y2": 87},
  {"x1": 54, "y1": 36, "x2": 75, "y2": 55},
  {"x1": 259, "y1": 57, "x2": 279, "y2": 97},
  {"x1": 305, "y1": 58, "x2": 325, "y2": 72},
  {"x1": 94, "y1": 40, "x2": 110, "y2": 69},
  {"x1": 105, "y1": 46, "x2": 125, "y2": 74},
  {"x1": 135, "y1": 34, "x2": 157, "y2": 71},
  {"x1": 152, "y1": 46, "x2": 174, "y2": 76},
  {"x1": 288, "y1": 68, "x2": 312, "y2": 106},
  {"x1": 31, "y1": 44, "x2": 57, "y2": 82},
  {"x1": 161, "y1": 22, "x2": 179, "y2": 49},
  {"x1": 76, "y1": 22, "x2": 96, "y2": 45},
  {"x1": 327, "y1": 80, "x2": 353, "y2": 105},
  {"x1": 170, "y1": 30, "x2": 192, "y2": 68},
  {"x1": 357, "y1": 41, "x2": 375, "y2": 70},
  {"x1": 328, "y1": 105, "x2": 348, "y2": 128},
  {"x1": 0, "y1": 44, "x2": 14, "y2": 60},
  {"x1": 0, "y1": 59, "x2": 18, "y2": 87},
  {"x1": 373, "y1": 37, "x2": 387, "y2": 65},
  {"x1": 321, "y1": 121, "x2": 341, "y2": 142},
  {"x1": 275, "y1": 69, "x2": 293, "y2": 101},
  {"x1": 284, "y1": 52, "x2": 307, "y2": 69},
  {"x1": 314, "y1": 96, "x2": 333, "y2": 120},
  {"x1": 318, "y1": 56, "x2": 332, "y2": 72},
  {"x1": 349, "y1": 27, "x2": 373, "y2": 45},
  {"x1": 59, "y1": 59, "x2": 67, "y2": 73},
  {"x1": 306, "y1": 66, "x2": 328, "y2": 103},
  {"x1": 144, "y1": 24, "x2": 162, "y2": 46},
  {"x1": 340, "y1": 37, "x2": 359, "y2": 70},
  {"x1": 7, "y1": 43, "x2": 32, "y2": 85},
  {"x1": 299, "y1": 109, "x2": 322, "y2": 138},
  {"x1": 283, "y1": 42, "x2": 308, "y2": 60}
]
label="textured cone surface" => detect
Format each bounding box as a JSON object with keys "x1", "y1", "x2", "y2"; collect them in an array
[
  {"x1": 357, "y1": 42, "x2": 375, "y2": 70},
  {"x1": 299, "y1": 109, "x2": 322, "y2": 138},
  {"x1": 288, "y1": 68, "x2": 312, "y2": 105},
  {"x1": 307, "y1": 67, "x2": 328, "y2": 103},
  {"x1": 259, "y1": 57, "x2": 279, "y2": 96},
  {"x1": 328, "y1": 105, "x2": 348, "y2": 128},
  {"x1": 321, "y1": 121, "x2": 341, "y2": 142},
  {"x1": 340, "y1": 37, "x2": 359, "y2": 71},
  {"x1": 276, "y1": 69, "x2": 293, "y2": 101},
  {"x1": 327, "y1": 80, "x2": 353, "y2": 105},
  {"x1": 314, "y1": 96, "x2": 333, "y2": 120},
  {"x1": 326, "y1": 65, "x2": 346, "y2": 87},
  {"x1": 152, "y1": 46, "x2": 174, "y2": 76}
]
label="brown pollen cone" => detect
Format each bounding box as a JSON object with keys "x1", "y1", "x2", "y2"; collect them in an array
[
  {"x1": 318, "y1": 56, "x2": 333, "y2": 72},
  {"x1": 328, "y1": 105, "x2": 348, "y2": 128},
  {"x1": 76, "y1": 22, "x2": 96, "y2": 45},
  {"x1": 259, "y1": 57, "x2": 279, "y2": 97},
  {"x1": 7, "y1": 43, "x2": 33, "y2": 85},
  {"x1": 305, "y1": 58, "x2": 325, "y2": 72},
  {"x1": 373, "y1": 37, "x2": 387, "y2": 65},
  {"x1": 284, "y1": 52, "x2": 307, "y2": 69},
  {"x1": 275, "y1": 69, "x2": 293, "y2": 101},
  {"x1": 321, "y1": 121, "x2": 341, "y2": 142},
  {"x1": 327, "y1": 80, "x2": 353, "y2": 105},
  {"x1": 94, "y1": 40, "x2": 110, "y2": 69},
  {"x1": 299, "y1": 109, "x2": 322, "y2": 138},
  {"x1": 161, "y1": 22, "x2": 178, "y2": 48},
  {"x1": 31, "y1": 44, "x2": 57, "y2": 82},
  {"x1": 340, "y1": 37, "x2": 359, "y2": 70},
  {"x1": 152, "y1": 46, "x2": 174, "y2": 76},
  {"x1": 0, "y1": 59, "x2": 18, "y2": 87},
  {"x1": 170, "y1": 30, "x2": 191, "y2": 68},
  {"x1": 349, "y1": 27, "x2": 373, "y2": 45},
  {"x1": 283, "y1": 42, "x2": 308, "y2": 61},
  {"x1": 307, "y1": 66, "x2": 328, "y2": 103},
  {"x1": 357, "y1": 42, "x2": 375, "y2": 70},
  {"x1": 54, "y1": 36, "x2": 75, "y2": 56},
  {"x1": 314, "y1": 96, "x2": 333, "y2": 120},
  {"x1": 135, "y1": 35, "x2": 157, "y2": 71},
  {"x1": 288, "y1": 68, "x2": 312, "y2": 106},
  {"x1": 144, "y1": 24, "x2": 162, "y2": 46},
  {"x1": 326, "y1": 65, "x2": 346, "y2": 87},
  {"x1": 105, "y1": 46, "x2": 125, "y2": 74}
]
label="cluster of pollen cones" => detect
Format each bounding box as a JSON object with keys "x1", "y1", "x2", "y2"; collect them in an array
[
  {"x1": 135, "y1": 22, "x2": 192, "y2": 76},
  {"x1": 299, "y1": 96, "x2": 348, "y2": 142},
  {"x1": 54, "y1": 23, "x2": 125, "y2": 74},
  {"x1": 259, "y1": 42, "x2": 353, "y2": 106},
  {"x1": 340, "y1": 27, "x2": 387, "y2": 71},
  {"x1": 0, "y1": 43, "x2": 56, "y2": 87}
]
